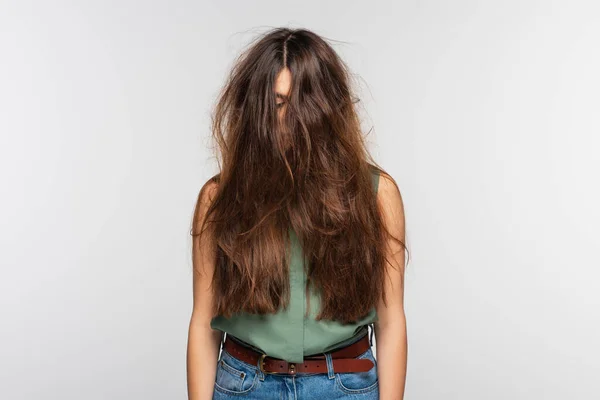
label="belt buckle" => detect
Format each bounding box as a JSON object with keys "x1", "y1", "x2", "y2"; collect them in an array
[{"x1": 258, "y1": 353, "x2": 297, "y2": 375}]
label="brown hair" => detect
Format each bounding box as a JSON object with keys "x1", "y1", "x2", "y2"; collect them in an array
[{"x1": 191, "y1": 27, "x2": 407, "y2": 324}]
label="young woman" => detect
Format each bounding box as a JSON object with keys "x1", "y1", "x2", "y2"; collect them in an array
[{"x1": 187, "y1": 27, "x2": 408, "y2": 400}]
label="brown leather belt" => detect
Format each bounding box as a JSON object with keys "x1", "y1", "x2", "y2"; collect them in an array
[{"x1": 222, "y1": 333, "x2": 374, "y2": 375}]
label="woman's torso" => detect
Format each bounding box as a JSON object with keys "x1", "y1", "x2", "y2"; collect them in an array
[{"x1": 210, "y1": 168, "x2": 381, "y2": 363}]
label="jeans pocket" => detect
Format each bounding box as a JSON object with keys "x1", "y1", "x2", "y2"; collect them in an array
[
  {"x1": 214, "y1": 349, "x2": 260, "y2": 395},
  {"x1": 335, "y1": 346, "x2": 379, "y2": 394}
]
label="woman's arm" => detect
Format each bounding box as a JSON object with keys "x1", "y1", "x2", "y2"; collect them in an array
[
  {"x1": 187, "y1": 181, "x2": 223, "y2": 400},
  {"x1": 374, "y1": 173, "x2": 408, "y2": 400}
]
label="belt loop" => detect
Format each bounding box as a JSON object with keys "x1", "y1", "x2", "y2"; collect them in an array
[
  {"x1": 324, "y1": 352, "x2": 335, "y2": 379},
  {"x1": 369, "y1": 323, "x2": 374, "y2": 346},
  {"x1": 255, "y1": 354, "x2": 266, "y2": 381},
  {"x1": 218, "y1": 332, "x2": 225, "y2": 361}
]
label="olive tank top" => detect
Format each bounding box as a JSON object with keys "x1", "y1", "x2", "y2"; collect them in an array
[{"x1": 210, "y1": 168, "x2": 380, "y2": 363}]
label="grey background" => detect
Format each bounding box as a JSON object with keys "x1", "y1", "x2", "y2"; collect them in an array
[{"x1": 1, "y1": 1, "x2": 598, "y2": 399}]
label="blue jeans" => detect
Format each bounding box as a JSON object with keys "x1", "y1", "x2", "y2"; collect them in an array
[{"x1": 212, "y1": 345, "x2": 379, "y2": 399}]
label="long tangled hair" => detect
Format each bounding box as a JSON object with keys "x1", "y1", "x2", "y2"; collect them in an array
[{"x1": 191, "y1": 27, "x2": 407, "y2": 324}]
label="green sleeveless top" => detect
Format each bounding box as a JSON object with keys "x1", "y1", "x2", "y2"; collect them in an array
[{"x1": 210, "y1": 169, "x2": 380, "y2": 363}]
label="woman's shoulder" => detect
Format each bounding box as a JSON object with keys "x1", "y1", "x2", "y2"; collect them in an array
[
  {"x1": 193, "y1": 174, "x2": 221, "y2": 226},
  {"x1": 199, "y1": 173, "x2": 220, "y2": 198},
  {"x1": 369, "y1": 166, "x2": 399, "y2": 196},
  {"x1": 374, "y1": 169, "x2": 405, "y2": 229}
]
